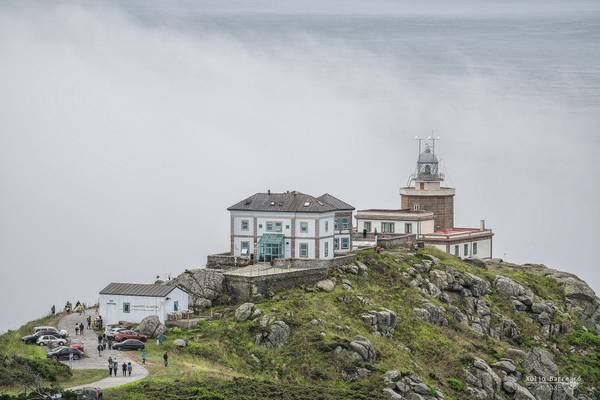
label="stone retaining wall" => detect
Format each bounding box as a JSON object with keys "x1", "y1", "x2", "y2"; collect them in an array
[
  {"x1": 377, "y1": 234, "x2": 416, "y2": 249},
  {"x1": 271, "y1": 254, "x2": 356, "y2": 270},
  {"x1": 206, "y1": 253, "x2": 252, "y2": 269},
  {"x1": 224, "y1": 267, "x2": 330, "y2": 301}
]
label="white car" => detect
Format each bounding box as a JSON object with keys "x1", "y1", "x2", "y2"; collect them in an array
[{"x1": 37, "y1": 335, "x2": 67, "y2": 347}]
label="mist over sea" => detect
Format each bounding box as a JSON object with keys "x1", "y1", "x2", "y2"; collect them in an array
[{"x1": 1, "y1": 0, "x2": 599, "y2": 332}]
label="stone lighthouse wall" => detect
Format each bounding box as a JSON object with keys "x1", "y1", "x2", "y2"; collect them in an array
[{"x1": 401, "y1": 194, "x2": 454, "y2": 232}]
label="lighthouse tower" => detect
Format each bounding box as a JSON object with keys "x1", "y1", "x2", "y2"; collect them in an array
[{"x1": 400, "y1": 138, "x2": 455, "y2": 231}]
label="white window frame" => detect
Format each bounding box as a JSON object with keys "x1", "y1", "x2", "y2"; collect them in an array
[
  {"x1": 464, "y1": 243, "x2": 469, "y2": 257},
  {"x1": 334, "y1": 238, "x2": 339, "y2": 250},
  {"x1": 473, "y1": 242, "x2": 478, "y2": 255},
  {"x1": 241, "y1": 219, "x2": 249, "y2": 231},
  {"x1": 324, "y1": 241, "x2": 329, "y2": 257},
  {"x1": 341, "y1": 237, "x2": 349, "y2": 250},
  {"x1": 299, "y1": 243, "x2": 309, "y2": 258},
  {"x1": 300, "y1": 221, "x2": 308, "y2": 233},
  {"x1": 454, "y1": 245, "x2": 459, "y2": 256},
  {"x1": 382, "y1": 222, "x2": 395, "y2": 233},
  {"x1": 364, "y1": 221, "x2": 371, "y2": 232},
  {"x1": 123, "y1": 302, "x2": 130, "y2": 313},
  {"x1": 174, "y1": 300, "x2": 179, "y2": 312},
  {"x1": 266, "y1": 221, "x2": 282, "y2": 232},
  {"x1": 404, "y1": 223, "x2": 412, "y2": 234},
  {"x1": 325, "y1": 221, "x2": 329, "y2": 233}
]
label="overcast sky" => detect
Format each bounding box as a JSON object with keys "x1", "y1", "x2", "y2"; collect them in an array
[{"x1": 1, "y1": 1, "x2": 599, "y2": 332}]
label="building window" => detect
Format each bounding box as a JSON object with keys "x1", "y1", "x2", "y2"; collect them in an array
[
  {"x1": 464, "y1": 243, "x2": 469, "y2": 257},
  {"x1": 325, "y1": 221, "x2": 329, "y2": 232},
  {"x1": 364, "y1": 221, "x2": 371, "y2": 232},
  {"x1": 241, "y1": 219, "x2": 249, "y2": 231},
  {"x1": 241, "y1": 241, "x2": 250, "y2": 255},
  {"x1": 266, "y1": 221, "x2": 282, "y2": 232},
  {"x1": 299, "y1": 243, "x2": 309, "y2": 258},
  {"x1": 341, "y1": 237, "x2": 350, "y2": 250},
  {"x1": 334, "y1": 238, "x2": 339, "y2": 250},
  {"x1": 404, "y1": 223, "x2": 412, "y2": 234},
  {"x1": 300, "y1": 222, "x2": 308, "y2": 233},
  {"x1": 324, "y1": 241, "x2": 329, "y2": 257},
  {"x1": 174, "y1": 301, "x2": 179, "y2": 312},
  {"x1": 473, "y1": 242, "x2": 478, "y2": 255},
  {"x1": 123, "y1": 303, "x2": 130, "y2": 313},
  {"x1": 454, "y1": 245, "x2": 459, "y2": 256},
  {"x1": 382, "y1": 222, "x2": 395, "y2": 233},
  {"x1": 335, "y1": 218, "x2": 349, "y2": 230}
]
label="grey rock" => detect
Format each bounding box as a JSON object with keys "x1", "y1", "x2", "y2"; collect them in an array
[
  {"x1": 494, "y1": 276, "x2": 533, "y2": 304},
  {"x1": 383, "y1": 388, "x2": 404, "y2": 400},
  {"x1": 491, "y1": 318, "x2": 520, "y2": 340},
  {"x1": 316, "y1": 279, "x2": 335, "y2": 292},
  {"x1": 256, "y1": 320, "x2": 290, "y2": 348},
  {"x1": 195, "y1": 298, "x2": 212, "y2": 309},
  {"x1": 414, "y1": 303, "x2": 448, "y2": 326},
  {"x1": 362, "y1": 309, "x2": 397, "y2": 337},
  {"x1": 464, "y1": 257, "x2": 487, "y2": 269},
  {"x1": 493, "y1": 360, "x2": 516, "y2": 373},
  {"x1": 173, "y1": 338, "x2": 186, "y2": 347},
  {"x1": 235, "y1": 303, "x2": 256, "y2": 321},
  {"x1": 464, "y1": 357, "x2": 502, "y2": 399},
  {"x1": 522, "y1": 347, "x2": 559, "y2": 378},
  {"x1": 170, "y1": 268, "x2": 224, "y2": 306},
  {"x1": 137, "y1": 315, "x2": 166, "y2": 338},
  {"x1": 349, "y1": 335, "x2": 376, "y2": 363}
]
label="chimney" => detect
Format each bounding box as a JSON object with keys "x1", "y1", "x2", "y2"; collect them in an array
[
  {"x1": 480, "y1": 219, "x2": 486, "y2": 231},
  {"x1": 267, "y1": 189, "x2": 271, "y2": 195}
]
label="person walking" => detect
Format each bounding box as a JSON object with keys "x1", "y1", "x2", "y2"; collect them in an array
[
  {"x1": 127, "y1": 362, "x2": 132, "y2": 376},
  {"x1": 75, "y1": 325, "x2": 79, "y2": 335},
  {"x1": 121, "y1": 362, "x2": 127, "y2": 377},
  {"x1": 163, "y1": 352, "x2": 168, "y2": 367},
  {"x1": 108, "y1": 357, "x2": 113, "y2": 376},
  {"x1": 87, "y1": 316, "x2": 92, "y2": 329},
  {"x1": 113, "y1": 361, "x2": 118, "y2": 376},
  {"x1": 141, "y1": 350, "x2": 147, "y2": 365},
  {"x1": 97, "y1": 344, "x2": 102, "y2": 357},
  {"x1": 79, "y1": 322, "x2": 84, "y2": 334},
  {"x1": 51, "y1": 305, "x2": 55, "y2": 315}
]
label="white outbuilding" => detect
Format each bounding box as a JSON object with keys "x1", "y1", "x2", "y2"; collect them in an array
[{"x1": 98, "y1": 283, "x2": 189, "y2": 326}]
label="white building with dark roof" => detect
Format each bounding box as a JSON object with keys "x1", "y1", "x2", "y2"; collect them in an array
[
  {"x1": 98, "y1": 283, "x2": 189, "y2": 325},
  {"x1": 227, "y1": 190, "x2": 354, "y2": 261}
]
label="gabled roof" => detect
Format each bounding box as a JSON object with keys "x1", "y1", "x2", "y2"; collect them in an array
[
  {"x1": 99, "y1": 283, "x2": 185, "y2": 297},
  {"x1": 227, "y1": 191, "x2": 338, "y2": 213},
  {"x1": 317, "y1": 193, "x2": 355, "y2": 211}
]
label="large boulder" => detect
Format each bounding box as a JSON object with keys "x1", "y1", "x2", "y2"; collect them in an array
[
  {"x1": 494, "y1": 276, "x2": 534, "y2": 309},
  {"x1": 349, "y1": 336, "x2": 376, "y2": 363},
  {"x1": 383, "y1": 371, "x2": 444, "y2": 400},
  {"x1": 173, "y1": 339, "x2": 187, "y2": 347},
  {"x1": 464, "y1": 357, "x2": 502, "y2": 399},
  {"x1": 169, "y1": 268, "x2": 224, "y2": 308},
  {"x1": 316, "y1": 279, "x2": 335, "y2": 292},
  {"x1": 522, "y1": 347, "x2": 559, "y2": 378},
  {"x1": 137, "y1": 315, "x2": 166, "y2": 338},
  {"x1": 490, "y1": 317, "x2": 520, "y2": 341},
  {"x1": 255, "y1": 320, "x2": 290, "y2": 348},
  {"x1": 414, "y1": 303, "x2": 448, "y2": 326},
  {"x1": 362, "y1": 309, "x2": 397, "y2": 337},
  {"x1": 234, "y1": 303, "x2": 261, "y2": 322}
]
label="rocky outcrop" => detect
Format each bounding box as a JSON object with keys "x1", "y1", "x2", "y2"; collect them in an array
[
  {"x1": 522, "y1": 347, "x2": 558, "y2": 378},
  {"x1": 137, "y1": 315, "x2": 166, "y2": 338},
  {"x1": 234, "y1": 302, "x2": 261, "y2": 322},
  {"x1": 414, "y1": 303, "x2": 448, "y2": 326},
  {"x1": 362, "y1": 309, "x2": 397, "y2": 337},
  {"x1": 494, "y1": 276, "x2": 534, "y2": 310},
  {"x1": 490, "y1": 317, "x2": 520, "y2": 341},
  {"x1": 348, "y1": 336, "x2": 376, "y2": 363},
  {"x1": 169, "y1": 268, "x2": 224, "y2": 309},
  {"x1": 173, "y1": 339, "x2": 186, "y2": 347},
  {"x1": 465, "y1": 357, "x2": 536, "y2": 400},
  {"x1": 383, "y1": 371, "x2": 444, "y2": 400},
  {"x1": 255, "y1": 318, "x2": 290, "y2": 348}
]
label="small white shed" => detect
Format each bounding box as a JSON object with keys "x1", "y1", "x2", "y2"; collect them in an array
[{"x1": 98, "y1": 282, "x2": 189, "y2": 326}]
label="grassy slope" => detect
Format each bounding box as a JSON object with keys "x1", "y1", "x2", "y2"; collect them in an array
[{"x1": 0, "y1": 314, "x2": 106, "y2": 395}]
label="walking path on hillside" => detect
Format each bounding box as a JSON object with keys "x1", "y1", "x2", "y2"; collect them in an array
[{"x1": 58, "y1": 310, "x2": 148, "y2": 390}]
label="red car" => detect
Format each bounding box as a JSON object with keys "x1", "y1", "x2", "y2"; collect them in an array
[
  {"x1": 114, "y1": 331, "x2": 147, "y2": 343},
  {"x1": 69, "y1": 338, "x2": 84, "y2": 352}
]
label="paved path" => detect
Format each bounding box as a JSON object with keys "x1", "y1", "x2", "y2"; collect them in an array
[{"x1": 58, "y1": 310, "x2": 148, "y2": 390}]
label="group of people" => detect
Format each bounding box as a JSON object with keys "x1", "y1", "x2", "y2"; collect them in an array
[
  {"x1": 74, "y1": 321, "x2": 85, "y2": 335},
  {"x1": 96, "y1": 332, "x2": 113, "y2": 355},
  {"x1": 107, "y1": 357, "x2": 133, "y2": 377}
]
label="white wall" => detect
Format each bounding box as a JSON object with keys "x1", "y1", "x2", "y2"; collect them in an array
[
  {"x1": 319, "y1": 237, "x2": 334, "y2": 259},
  {"x1": 356, "y1": 218, "x2": 434, "y2": 235},
  {"x1": 427, "y1": 237, "x2": 492, "y2": 260},
  {"x1": 295, "y1": 239, "x2": 315, "y2": 259},
  {"x1": 98, "y1": 287, "x2": 188, "y2": 326}
]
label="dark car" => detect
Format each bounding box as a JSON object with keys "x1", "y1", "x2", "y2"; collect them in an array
[
  {"x1": 47, "y1": 346, "x2": 84, "y2": 361},
  {"x1": 114, "y1": 330, "x2": 147, "y2": 343},
  {"x1": 112, "y1": 339, "x2": 145, "y2": 351},
  {"x1": 65, "y1": 387, "x2": 103, "y2": 400},
  {"x1": 22, "y1": 330, "x2": 65, "y2": 344}
]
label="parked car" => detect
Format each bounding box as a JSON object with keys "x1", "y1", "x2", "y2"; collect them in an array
[
  {"x1": 34, "y1": 325, "x2": 57, "y2": 333},
  {"x1": 112, "y1": 339, "x2": 145, "y2": 351},
  {"x1": 105, "y1": 327, "x2": 128, "y2": 340},
  {"x1": 47, "y1": 346, "x2": 84, "y2": 361},
  {"x1": 68, "y1": 338, "x2": 85, "y2": 352},
  {"x1": 37, "y1": 335, "x2": 67, "y2": 347},
  {"x1": 23, "y1": 330, "x2": 65, "y2": 344},
  {"x1": 66, "y1": 387, "x2": 103, "y2": 400},
  {"x1": 114, "y1": 331, "x2": 146, "y2": 342}
]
